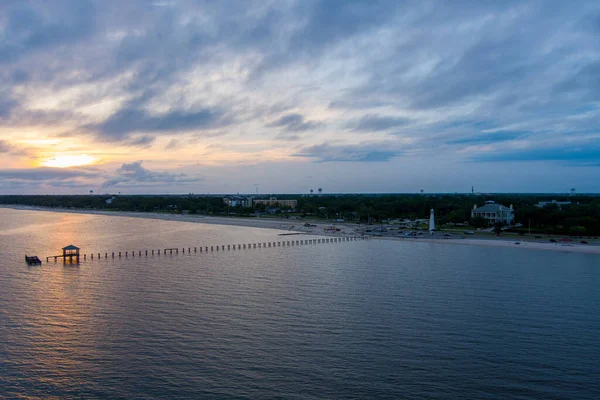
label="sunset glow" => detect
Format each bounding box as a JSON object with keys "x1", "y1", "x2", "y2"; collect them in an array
[{"x1": 41, "y1": 155, "x2": 97, "y2": 168}]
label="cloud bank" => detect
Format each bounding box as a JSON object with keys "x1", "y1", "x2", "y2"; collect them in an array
[{"x1": 0, "y1": 0, "x2": 599, "y2": 192}]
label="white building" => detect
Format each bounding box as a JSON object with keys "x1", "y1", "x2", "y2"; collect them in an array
[
  {"x1": 471, "y1": 202, "x2": 514, "y2": 225},
  {"x1": 223, "y1": 196, "x2": 253, "y2": 208},
  {"x1": 535, "y1": 200, "x2": 571, "y2": 209}
]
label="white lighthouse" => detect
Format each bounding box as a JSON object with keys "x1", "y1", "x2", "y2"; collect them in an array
[{"x1": 429, "y1": 208, "x2": 435, "y2": 233}]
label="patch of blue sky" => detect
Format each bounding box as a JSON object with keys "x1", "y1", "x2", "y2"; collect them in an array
[
  {"x1": 471, "y1": 143, "x2": 600, "y2": 165},
  {"x1": 449, "y1": 131, "x2": 528, "y2": 145}
]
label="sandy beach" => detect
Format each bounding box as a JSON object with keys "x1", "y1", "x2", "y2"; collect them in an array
[
  {"x1": 3, "y1": 205, "x2": 600, "y2": 255},
  {"x1": 385, "y1": 236, "x2": 600, "y2": 255}
]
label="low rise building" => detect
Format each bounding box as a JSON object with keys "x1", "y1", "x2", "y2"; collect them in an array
[
  {"x1": 253, "y1": 197, "x2": 297, "y2": 209},
  {"x1": 223, "y1": 196, "x2": 253, "y2": 208},
  {"x1": 471, "y1": 202, "x2": 514, "y2": 225},
  {"x1": 535, "y1": 200, "x2": 571, "y2": 209}
]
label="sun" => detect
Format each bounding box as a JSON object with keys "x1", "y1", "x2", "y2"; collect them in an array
[{"x1": 41, "y1": 154, "x2": 97, "y2": 168}]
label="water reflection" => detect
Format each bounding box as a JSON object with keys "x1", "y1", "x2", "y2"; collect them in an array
[{"x1": 2, "y1": 209, "x2": 599, "y2": 398}]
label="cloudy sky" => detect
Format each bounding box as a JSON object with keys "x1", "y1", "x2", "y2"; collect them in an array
[{"x1": 1, "y1": 0, "x2": 599, "y2": 194}]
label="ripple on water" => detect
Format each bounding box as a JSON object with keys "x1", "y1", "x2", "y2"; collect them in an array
[{"x1": 1, "y1": 209, "x2": 599, "y2": 399}]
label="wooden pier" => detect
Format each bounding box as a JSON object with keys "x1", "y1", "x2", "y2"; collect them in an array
[{"x1": 42, "y1": 236, "x2": 367, "y2": 264}]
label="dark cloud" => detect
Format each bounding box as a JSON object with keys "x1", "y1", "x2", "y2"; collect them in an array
[
  {"x1": 349, "y1": 114, "x2": 411, "y2": 132},
  {"x1": 0, "y1": 167, "x2": 98, "y2": 192},
  {"x1": 351, "y1": 33, "x2": 537, "y2": 111},
  {"x1": 251, "y1": 0, "x2": 400, "y2": 77},
  {"x1": 332, "y1": 1, "x2": 599, "y2": 119},
  {"x1": 0, "y1": 0, "x2": 96, "y2": 63},
  {"x1": 0, "y1": 167, "x2": 100, "y2": 181},
  {"x1": 0, "y1": 96, "x2": 18, "y2": 119},
  {"x1": 294, "y1": 142, "x2": 399, "y2": 162},
  {"x1": 0, "y1": 140, "x2": 13, "y2": 153},
  {"x1": 268, "y1": 113, "x2": 320, "y2": 132},
  {"x1": 89, "y1": 106, "x2": 231, "y2": 141},
  {"x1": 275, "y1": 133, "x2": 301, "y2": 142},
  {"x1": 0, "y1": 139, "x2": 30, "y2": 156},
  {"x1": 10, "y1": 69, "x2": 29, "y2": 84},
  {"x1": 290, "y1": 0, "x2": 397, "y2": 52},
  {"x1": 126, "y1": 135, "x2": 156, "y2": 148},
  {"x1": 102, "y1": 161, "x2": 202, "y2": 187},
  {"x1": 165, "y1": 139, "x2": 179, "y2": 150}
]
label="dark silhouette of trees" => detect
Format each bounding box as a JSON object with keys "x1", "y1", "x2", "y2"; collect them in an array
[{"x1": 1, "y1": 193, "x2": 599, "y2": 235}]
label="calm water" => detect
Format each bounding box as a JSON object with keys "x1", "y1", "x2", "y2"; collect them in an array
[{"x1": 1, "y1": 208, "x2": 599, "y2": 399}]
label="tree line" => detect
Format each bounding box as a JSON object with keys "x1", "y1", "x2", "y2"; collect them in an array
[{"x1": 1, "y1": 194, "x2": 599, "y2": 235}]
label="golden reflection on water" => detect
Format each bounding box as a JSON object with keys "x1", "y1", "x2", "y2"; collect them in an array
[
  {"x1": 2, "y1": 208, "x2": 329, "y2": 396},
  {"x1": 22, "y1": 261, "x2": 97, "y2": 392}
]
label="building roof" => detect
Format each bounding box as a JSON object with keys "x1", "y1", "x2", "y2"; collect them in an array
[
  {"x1": 536, "y1": 200, "x2": 571, "y2": 207},
  {"x1": 473, "y1": 204, "x2": 512, "y2": 213},
  {"x1": 62, "y1": 244, "x2": 80, "y2": 250}
]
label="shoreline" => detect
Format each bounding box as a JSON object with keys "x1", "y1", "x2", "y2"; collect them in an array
[
  {"x1": 2, "y1": 205, "x2": 599, "y2": 255},
  {"x1": 377, "y1": 236, "x2": 600, "y2": 254}
]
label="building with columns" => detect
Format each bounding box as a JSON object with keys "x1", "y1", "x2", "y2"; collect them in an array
[{"x1": 471, "y1": 202, "x2": 514, "y2": 225}]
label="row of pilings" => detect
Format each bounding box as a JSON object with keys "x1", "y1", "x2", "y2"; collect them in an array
[{"x1": 71, "y1": 236, "x2": 366, "y2": 262}]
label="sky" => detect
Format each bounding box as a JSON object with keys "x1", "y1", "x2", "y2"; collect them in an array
[{"x1": 1, "y1": 0, "x2": 599, "y2": 195}]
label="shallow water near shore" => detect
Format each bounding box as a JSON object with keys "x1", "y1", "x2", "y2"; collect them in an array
[{"x1": 1, "y1": 208, "x2": 599, "y2": 399}]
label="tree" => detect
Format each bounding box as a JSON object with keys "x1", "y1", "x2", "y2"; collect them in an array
[
  {"x1": 470, "y1": 216, "x2": 488, "y2": 228},
  {"x1": 493, "y1": 224, "x2": 503, "y2": 235}
]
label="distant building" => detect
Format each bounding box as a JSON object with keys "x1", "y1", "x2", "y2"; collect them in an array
[
  {"x1": 471, "y1": 203, "x2": 514, "y2": 225},
  {"x1": 223, "y1": 196, "x2": 253, "y2": 208},
  {"x1": 535, "y1": 200, "x2": 571, "y2": 209},
  {"x1": 253, "y1": 197, "x2": 297, "y2": 209}
]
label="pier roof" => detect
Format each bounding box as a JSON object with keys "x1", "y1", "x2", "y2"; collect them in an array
[{"x1": 62, "y1": 244, "x2": 80, "y2": 250}]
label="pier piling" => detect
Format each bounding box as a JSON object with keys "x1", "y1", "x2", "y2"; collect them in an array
[{"x1": 70, "y1": 234, "x2": 359, "y2": 265}]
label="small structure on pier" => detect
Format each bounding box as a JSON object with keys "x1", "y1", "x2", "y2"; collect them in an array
[
  {"x1": 47, "y1": 244, "x2": 81, "y2": 263},
  {"x1": 25, "y1": 255, "x2": 42, "y2": 265},
  {"x1": 62, "y1": 245, "x2": 80, "y2": 262}
]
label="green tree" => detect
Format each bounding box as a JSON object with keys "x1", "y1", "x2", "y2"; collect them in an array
[{"x1": 470, "y1": 216, "x2": 488, "y2": 228}]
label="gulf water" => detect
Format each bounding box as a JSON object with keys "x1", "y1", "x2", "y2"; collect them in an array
[{"x1": 1, "y1": 208, "x2": 599, "y2": 399}]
